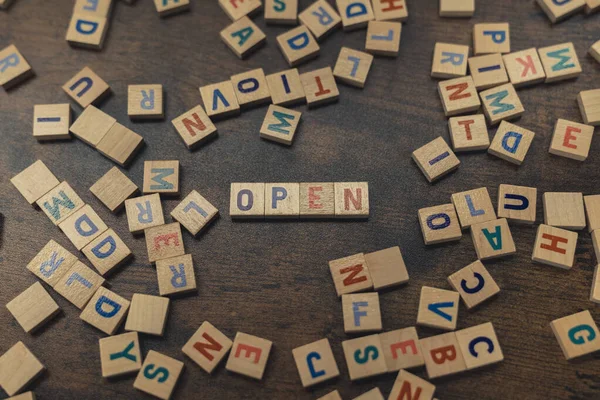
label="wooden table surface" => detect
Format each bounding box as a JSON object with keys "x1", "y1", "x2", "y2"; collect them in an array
[{"x1": 1, "y1": 0, "x2": 600, "y2": 399}]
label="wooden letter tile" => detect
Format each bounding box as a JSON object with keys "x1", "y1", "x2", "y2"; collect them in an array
[
  {"x1": 417, "y1": 286, "x2": 460, "y2": 330},
  {"x1": 543, "y1": 192, "x2": 585, "y2": 230},
  {"x1": 225, "y1": 332, "x2": 273, "y2": 380},
  {"x1": 171, "y1": 105, "x2": 217, "y2": 150},
  {"x1": 549, "y1": 119, "x2": 594, "y2": 161},
  {"x1": 365, "y1": 21, "x2": 401, "y2": 57},
  {"x1": 265, "y1": 0, "x2": 297, "y2": 24},
  {"x1": 550, "y1": 310, "x2": 600, "y2": 359},
  {"x1": 298, "y1": 0, "x2": 341, "y2": 41},
  {"x1": 69, "y1": 105, "x2": 116, "y2": 147},
  {"x1": 7, "y1": 392, "x2": 36, "y2": 400},
  {"x1": 72, "y1": 0, "x2": 113, "y2": 17},
  {"x1": 532, "y1": 224, "x2": 578, "y2": 269},
  {"x1": 473, "y1": 23, "x2": 510, "y2": 55},
  {"x1": 199, "y1": 80, "x2": 240, "y2": 119},
  {"x1": 156, "y1": 254, "x2": 197, "y2": 296},
  {"x1": 585, "y1": 195, "x2": 600, "y2": 232},
  {"x1": 6, "y1": 282, "x2": 60, "y2": 333},
  {"x1": 220, "y1": 17, "x2": 266, "y2": 59},
  {"x1": 379, "y1": 327, "x2": 424, "y2": 371},
  {"x1": 292, "y1": 338, "x2": 339, "y2": 387},
  {"x1": 10, "y1": 160, "x2": 60, "y2": 205},
  {"x1": 260, "y1": 105, "x2": 302, "y2": 145},
  {"x1": 337, "y1": 0, "x2": 374, "y2": 30},
  {"x1": 125, "y1": 193, "x2": 165, "y2": 234},
  {"x1": 300, "y1": 67, "x2": 339, "y2": 108},
  {"x1": 36, "y1": 181, "x2": 84, "y2": 225},
  {"x1": 341, "y1": 334, "x2": 387, "y2": 380},
  {"x1": 342, "y1": 292, "x2": 382, "y2": 333},
  {"x1": 318, "y1": 391, "x2": 343, "y2": 400},
  {"x1": 431, "y1": 43, "x2": 469, "y2": 79},
  {"x1": 26, "y1": 240, "x2": 78, "y2": 286},
  {"x1": 497, "y1": 184, "x2": 537, "y2": 224},
  {"x1": 456, "y1": 322, "x2": 503, "y2": 369},
  {"x1": 418, "y1": 204, "x2": 462, "y2": 244},
  {"x1": 125, "y1": 294, "x2": 170, "y2": 336},
  {"x1": 364, "y1": 246, "x2": 409, "y2": 290},
  {"x1": 372, "y1": 0, "x2": 407, "y2": 21},
  {"x1": 536, "y1": 0, "x2": 585, "y2": 23},
  {"x1": 99, "y1": 332, "x2": 142, "y2": 378},
  {"x1": 66, "y1": 14, "x2": 108, "y2": 50},
  {"x1": 0, "y1": 342, "x2": 45, "y2": 397},
  {"x1": 182, "y1": 321, "x2": 233, "y2": 374},
  {"x1": 171, "y1": 190, "x2": 219, "y2": 236},
  {"x1": 133, "y1": 350, "x2": 184, "y2": 400},
  {"x1": 353, "y1": 388, "x2": 384, "y2": 400},
  {"x1": 488, "y1": 121, "x2": 535, "y2": 165},
  {"x1": 90, "y1": 167, "x2": 138, "y2": 213},
  {"x1": 594, "y1": 230, "x2": 600, "y2": 262},
  {"x1": 153, "y1": 0, "x2": 189, "y2": 16},
  {"x1": 265, "y1": 182, "x2": 300, "y2": 218},
  {"x1": 439, "y1": 0, "x2": 475, "y2": 17},
  {"x1": 80, "y1": 287, "x2": 130, "y2": 334},
  {"x1": 452, "y1": 187, "x2": 497, "y2": 229},
  {"x1": 592, "y1": 265, "x2": 600, "y2": 304},
  {"x1": 412, "y1": 137, "x2": 460, "y2": 182},
  {"x1": 448, "y1": 260, "x2": 500, "y2": 309},
  {"x1": 502, "y1": 48, "x2": 545, "y2": 87},
  {"x1": 437, "y1": 76, "x2": 480, "y2": 116},
  {"x1": 231, "y1": 68, "x2": 271, "y2": 108},
  {"x1": 266, "y1": 69, "x2": 305, "y2": 106},
  {"x1": 299, "y1": 182, "x2": 335, "y2": 218},
  {"x1": 333, "y1": 47, "x2": 374, "y2": 88},
  {"x1": 448, "y1": 114, "x2": 489, "y2": 152},
  {"x1": 480, "y1": 83, "x2": 524, "y2": 125},
  {"x1": 539, "y1": 43, "x2": 582, "y2": 82},
  {"x1": 420, "y1": 332, "x2": 466, "y2": 379},
  {"x1": 128, "y1": 84, "x2": 163, "y2": 119},
  {"x1": 590, "y1": 40, "x2": 600, "y2": 63},
  {"x1": 468, "y1": 53, "x2": 509, "y2": 90},
  {"x1": 62, "y1": 67, "x2": 110, "y2": 108},
  {"x1": 577, "y1": 89, "x2": 600, "y2": 126},
  {"x1": 230, "y1": 183, "x2": 265, "y2": 219},
  {"x1": 33, "y1": 104, "x2": 71, "y2": 141},
  {"x1": 53, "y1": 260, "x2": 105, "y2": 309},
  {"x1": 218, "y1": 0, "x2": 261, "y2": 20},
  {"x1": 388, "y1": 369, "x2": 435, "y2": 400},
  {"x1": 96, "y1": 122, "x2": 144, "y2": 167},
  {"x1": 145, "y1": 222, "x2": 185, "y2": 263},
  {"x1": 586, "y1": 0, "x2": 600, "y2": 13},
  {"x1": 59, "y1": 204, "x2": 108, "y2": 250},
  {"x1": 82, "y1": 228, "x2": 132, "y2": 276},
  {"x1": 329, "y1": 253, "x2": 373, "y2": 295},
  {"x1": 143, "y1": 160, "x2": 180, "y2": 196},
  {"x1": 0, "y1": 44, "x2": 33, "y2": 90},
  {"x1": 334, "y1": 182, "x2": 369, "y2": 217},
  {"x1": 276, "y1": 25, "x2": 320, "y2": 67}
]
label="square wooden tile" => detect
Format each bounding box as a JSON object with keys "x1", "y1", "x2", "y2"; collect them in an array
[
  {"x1": 550, "y1": 310, "x2": 600, "y2": 360},
  {"x1": 539, "y1": 42, "x2": 582, "y2": 82},
  {"x1": 388, "y1": 369, "x2": 436, "y2": 400},
  {"x1": 341, "y1": 334, "x2": 387, "y2": 380},
  {"x1": 7, "y1": 391, "x2": 36, "y2": 400},
  {"x1": 452, "y1": 187, "x2": 496, "y2": 229},
  {"x1": 418, "y1": 204, "x2": 462, "y2": 244},
  {"x1": 372, "y1": 0, "x2": 407, "y2": 21},
  {"x1": 585, "y1": 195, "x2": 600, "y2": 232},
  {"x1": 298, "y1": 0, "x2": 341, "y2": 41},
  {"x1": 259, "y1": 105, "x2": 302, "y2": 145},
  {"x1": 593, "y1": 230, "x2": 600, "y2": 262},
  {"x1": 420, "y1": 332, "x2": 467, "y2": 379},
  {"x1": 292, "y1": 338, "x2": 339, "y2": 387},
  {"x1": 536, "y1": 0, "x2": 585, "y2": 22},
  {"x1": 90, "y1": 167, "x2": 138, "y2": 213},
  {"x1": 125, "y1": 294, "x2": 170, "y2": 336},
  {"x1": 329, "y1": 253, "x2": 372, "y2": 296},
  {"x1": 199, "y1": 80, "x2": 240, "y2": 119},
  {"x1": 82, "y1": 226, "x2": 132, "y2": 274},
  {"x1": 439, "y1": 0, "x2": 475, "y2": 17},
  {"x1": 586, "y1": 0, "x2": 600, "y2": 13},
  {"x1": 53, "y1": 260, "x2": 105, "y2": 309},
  {"x1": 342, "y1": 292, "x2": 382, "y2": 333},
  {"x1": 488, "y1": 121, "x2": 535, "y2": 165},
  {"x1": 591, "y1": 265, "x2": 600, "y2": 304},
  {"x1": 300, "y1": 67, "x2": 339, "y2": 108},
  {"x1": 36, "y1": 181, "x2": 85, "y2": 225},
  {"x1": 230, "y1": 183, "x2": 265, "y2": 219},
  {"x1": 133, "y1": 350, "x2": 184, "y2": 400},
  {"x1": 364, "y1": 246, "x2": 409, "y2": 290},
  {"x1": 145, "y1": 223, "x2": 185, "y2": 263},
  {"x1": 69, "y1": 104, "x2": 115, "y2": 147},
  {"x1": 502, "y1": 48, "x2": 545, "y2": 87},
  {"x1": 225, "y1": 332, "x2": 273, "y2": 380},
  {"x1": 456, "y1": 322, "x2": 503, "y2": 369},
  {"x1": 333, "y1": 47, "x2": 374, "y2": 88},
  {"x1": 337, "y1": 0, "x2": 374, "y2": 30},
  {"x1": 264, "y1": 182, "x2": 300, "y2": 218},
  {"x1": 153, "y1": 0, "x2": 189, "y2": 16},
  {"x1": 171, "y1": 190, "x2": 219, "y2": 236},
  {"x1": 125, "y1": 193, "x2": 165, "y2": 234},
  {"x1": 353, "y1": 387, "x2": 384, "y2": 400},
  {"x1": 543, "y1": 192, "x2": 585, "y2": 230},
  {"x1": 334, "y1": 182, "x2": 369, "y2": 217},
  {"x1": 473, "y1": 23, "x2": 510, "y2": 55},
  {"x1": 10, "y1": 160, "x2": 60, "y2": 205},
  {"x1": 549, "y1": 119, "x2": 594, "y2": 161},
  {"x1": 577, "y1": 89, "x2": 600, "y2": 126},
  {"x1": 143, "y1": 160, "x2": 180, "y2": 196},
  {"x1": 182, "y1": 321, "x2": 233, "y2": 374},
  {"x1": 412, "y1": 137, "x2": 460, "y2": 182},
  {"x1": 480, "y1": 83, "x2": 524, "y2": 125},
  {"x1": 417, "y1": 286, "x2": 460, "y2": 330},
  {"x1": 590, "y1": 40, "x2": 600, "y2": 63},
  {"x1": 0, "y1": 44, "x2": 33, "y2": 89},
  {"x1": 431, "y1": 43, "x2": 470, "y2": 79},
  {"x1": 264, "y1": 0, "x2": 298, "y2": 24},
  {"x1": 171, "y1": 105, "x2": 217, "y2": 150},
  {"x1": 156, "y1": 254, "x2": 197, "y2": 296},
  {"x1": 299, "y1": 182, "x2": 335, "y2": 218},
  {"x1": 318, "y1": 391, "x2": 342, "y2": 400},
  {"x1": 127, "y1": 84, "x2": 163, "y2": 119},
  {"x1": 72, "y1": 0, "x2": 112, "y2": 17},
  {"x1": 276, "y1": 25, "x2": 320, "y2": 67},
  {"x1": 230, "y1": 68, "x2": 271, "y2": 108},
  {"x1": 448, "y1": 114, "x2": 489, "y2": 152},
  {"x1": 448, "y1": 260, "x2": 500, "y2": 309},
  {"x1": 97, "y1": 122, "x2": 144, "y2": 166},
  {"x1": 6, "y1": 282, "x2": 60, "y2": 333},
  {"x1": 266, "y1": 69, "x2": 305, "y2": 106},
  {"x1": 437, "y1": 76, "x2": 480, "y2": 116},
  {"x1": 66, "y1": 14, "x2": 109, "y2": 50},
  {"x1": 497, "y1": 184, "x2": 537, "y2": 224},
  {"x1": 379, "y1": 327, "x2": 424, "y2": 371},
  {"x1": 80, "y1": 286, "x2": 130, "y2": 334},
  {"x1": 59, "y1": 204, "x2": 108, "y2": 250},
  {"x1": 365, "y1": 21, "x2": 401, "y2": 57},
  {"x1": 33, "y1": 104, "x2": 71, "y2": 140},
  {"x1": 62, "y1": 67, "x2": 110, "y2": 108},
  {"x1": 532, "y1": 224, "x2": 578, "y2": 269},
  {"x1": 471, "y1": 218, "x2": 516, "y2": 260},
  {"x1": 26, "y1": 240, "x2": 78, "y2": 286},
  {"x1": 468, "y1": 53, "x2": 509, "y2": 90},
  {"x1": 99, "y1": 332, "x2": 142, "y2": 378},
  {"x1": 218, "y1": 0, "x2": 261, "y2": 20},
  {"x1": 0, "y1": 342, "x2": 45, "y2": 397}
]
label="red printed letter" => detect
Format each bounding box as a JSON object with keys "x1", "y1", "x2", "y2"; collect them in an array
[
  {"x1": 397, "y1": 381, "x2": 422, "y2": 400},
  {"x1": 446, "y1": 83, "x2": 470, "y2": 101},
  {"x1": 308, "y1": 186, "x2": 323, "y2": 209},
  {"x1": 154, "y1": 233, "x2": 180, "y2": 250},
  {"x1": 344, "y1": 188, "x2": 362, "y2": 211},
  {"x1": 340, "y1": 264, "x2": 367, "y2": 287},
  {"x1": 182, "y1": 113, "x2": 206, "y2": 137},
  {"x1": 193, "y1": 333, "x2": 223, "y2": 361},
  {"x1": 380, "y1": 0, "x2": 404, "y2": 11},
  {"x1": 391, "y1": 340, "x2": 418, "y2": 359},
  {"x1": 457, "y1": 119, "x2": 475, "y2": 140},
  {"x1": 562, "y1": 126, "x2": 580, "y2": 149},
  {"x1": 516, "y1": 55, "x2": 537, "y2": 77},
  {"x1": 314, "y1": 77, "x2": 331, "y2": 97},
  {"x1": 430, "y1": 345, "x2": 457, "y2": 364},
  {"x1": 540, "y1": 234, "x2": 568, "y2": 254},
  {"x1": 235, "y1": 344, "x2": 262, "y2": 363}
]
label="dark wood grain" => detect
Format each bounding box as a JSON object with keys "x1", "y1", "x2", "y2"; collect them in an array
[{"x1": 1, "y1": 1, "x2": 600, "y2": 399}]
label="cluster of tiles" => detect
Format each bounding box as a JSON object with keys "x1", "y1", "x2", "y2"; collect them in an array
[{"x1": 229, "y1": 182, "x2": 369, "y2": 219}]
